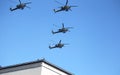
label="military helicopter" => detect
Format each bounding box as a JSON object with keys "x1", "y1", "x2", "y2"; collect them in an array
[
  {"x1": 10, "y1": 0, "x2": 31, "y2": 11},
  {"x1": 52, "y1": 23, "x2": 73, "y2": 34},
  {"x1": 49, "y1": 40, "x2": 68, "y2": 49},
  {"x1": 53, "y1": 0, "x2": 77, "y2": 13}
]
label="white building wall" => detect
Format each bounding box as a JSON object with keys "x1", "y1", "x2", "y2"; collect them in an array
[
  {"x1": 41, "y1": 62, "x2": 68, "y2": 75},
  {"x1": 0, "y1": 67, "x2": 42, "y2": 75}
]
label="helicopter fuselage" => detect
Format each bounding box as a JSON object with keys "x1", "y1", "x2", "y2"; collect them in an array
[
  {"x1": 58, "y1": 28, "x2": 68, "y2": 33},
  {"x1": 55, "y1": 43, "x2": 64, "y2": 48},
  {"x1": 61, "y1": 5, "x2": 70, "y2": 11},
  {"x1": 16, "y1": 3, "x2": 26, "y2": 9}
]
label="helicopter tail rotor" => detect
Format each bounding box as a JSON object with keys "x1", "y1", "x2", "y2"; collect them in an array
[
  {"x1": 10, "y1": 8, "x2": 13, "y2": 11},
  {"x1": 53, "y1": 9, "x2": 57, "y2": 13},
  {"x1": 49, "y1": 46, "x2": 52, "y2": 49},
  {"x1": 52, "y1": 30, "x2": 56, "y2": 34}
]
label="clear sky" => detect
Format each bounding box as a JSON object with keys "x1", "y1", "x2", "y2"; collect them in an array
[{"x1": 0, "y1": 0, "x2": 120, "y2": 75}]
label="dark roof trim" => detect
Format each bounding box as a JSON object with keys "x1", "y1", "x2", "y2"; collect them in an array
[{"x1": 0, "y1": 59, "x2": 73, "y2": 75}]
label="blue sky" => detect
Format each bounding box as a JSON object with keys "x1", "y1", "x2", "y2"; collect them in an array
[{"x1": 0, "y1": 0, "x2": 120, "y2": 75}]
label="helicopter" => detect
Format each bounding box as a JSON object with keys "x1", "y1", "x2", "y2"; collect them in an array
[
  {"x1": 10, "y1": 0, "x2": 31, "y2": 11},
  {"x1": 52, "y1": 23, "x2": 73, "y2": 34},
  {"x1": 49, "y1": 40, "x2": 68, "y2": 49},
  {"x1": 53, "y1": 0, "x2": 77, "y2": 13}
]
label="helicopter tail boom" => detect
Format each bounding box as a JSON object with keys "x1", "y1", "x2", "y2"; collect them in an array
[
  {"x1": 49, "y1": 46, "x2": 56, "y2": 49},
  {"x1": 10, "y1": 7, "x2": 18, "y2": 11},
  {"x1": 52, "y1": 30, "x2": 59, "y2": 34}
]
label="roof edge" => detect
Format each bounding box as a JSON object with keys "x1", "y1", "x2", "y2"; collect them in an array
[{"x1": 0, "y1": 59, "x2": 73, "y2": 75}]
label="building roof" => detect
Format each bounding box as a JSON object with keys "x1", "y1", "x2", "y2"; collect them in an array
[{"x1": 0, "y1": 59, "x2": 73, "y2": 75}]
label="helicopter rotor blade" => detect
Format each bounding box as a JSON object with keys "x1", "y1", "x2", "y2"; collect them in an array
[
  {"x1": 64, "y1": 43, "x2": 69, "y2": 45},
  {"x1": 70, "y1": 5, "x2": 78, "y2": 7},
  {"x1": 19, "y1": 0, "x2": 21, "y2": 4},
  {"x1": 50, "y1": 40, "x2": 56, "y2": 45},
  {"x1": 69, "y1": 8, "x2": 72, "y2": 11},
  {"x1": 68, "y1": 30, "x2": 70, "y2": 32},
  {"x1": 25, "y1": 6, "x2": 31, "y2": 9},
  {"x1": 59, "y1": 40, "x2": 62, "y2": 44},
  {"x1": 9, "y1": 0, "x2": 17, "y2": 3},
  {"x1": 24, "y1": 2, "x2": 32, "y2": 4},
  {"x1": 58, "y1": 6, "x2": 62, "y2": 8},
  {"x1": 66, "y1": 27, "x2": 74, "y2": 29},
  {"x1": 53, "y1": 24, "x2": 60, "y2": 28},
  {"x1": 55, "y1": 0, "x2": 64, "y2": 5},
  {"x1": 65, "y1": 0, "x2": 68, "y2": 5},
  {"x1": 62, "y1": 23, "x2": 64, "y2": 28}
]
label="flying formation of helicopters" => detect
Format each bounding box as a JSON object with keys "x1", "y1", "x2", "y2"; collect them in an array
[
  {"x1": 49, "y1": 40, "x2": 68, "y2": 49},
  {"x1": 52, "y1": 23, "x2": 73, "y2": 34},
  {"x1": 10, "y1": 0, "x2": 31, "y2": 11},
  {"x1": 9, "y1": 0, "x2": 77, "y2": 49},
  {"x1": 53, "y1": 0, "x2": 77, "y2": 13},
  {"x1": 49, "y1": 23, "x2": 73, "y2": 49}
]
